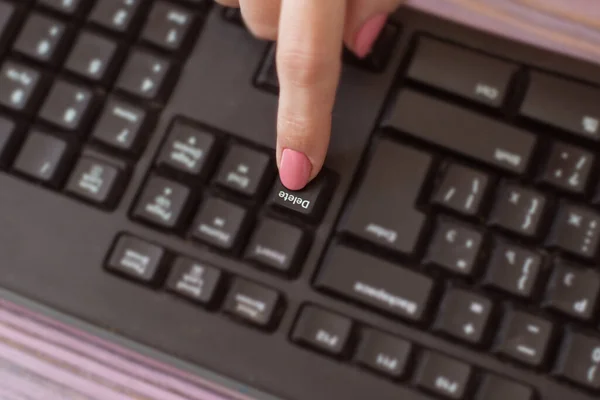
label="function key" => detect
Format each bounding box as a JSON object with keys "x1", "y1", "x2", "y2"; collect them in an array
[
  {"x1": 166, "y1": 257, "x2": 222, "y2": 307},
  {"x1": 13, "y1": 131, "x2": 71, "y2": 187},
  {"x1": 215, "y1": 144, "x2": 272, "y2": 197},
  {"x1": 91, "y1": 98, "x2": 148, "y2": 154},
  {"x1": 141, "y1": 1, "x2": 195, "y2": 52},
  {"x1": 132, "y1": 175, "x2": 192, "y2": 230},
  {"x1": 540, "y1": 141, "x2": 594, "y2": 194},
  {"x1": 223, "y1": 278, "x2": 281, "y2": 329},
  {"x1": 38, "y1": 80, "x2": 96, "y2": 133},
  {"x1": 38, "y1": 0, "x2": 85, "y2": 15},
  {"x1": 0, "y1": 61, "x2": 45, "y2": 115},
  {"x1": 89, "y1": 0, "x2": 144, "y2": 34},
  {"x1": 554, "y1": 332, "x2": 600, "y2": 391},
  {"x1": 495, "y1": 310, "x2": 553, "y2": 367},
  {"x1": 291, "y1": 305, "x2": 353, "y2": 357},
  {"x1": 116, "y1": 49, "x2": 172, "y2": 101},
  {"x1": 244, "y1": 218, "x2": 306, "y2": 275},
  {"x1": 416, "y1": 351, "x2": 473, "y2": 399},
  {"x1": 0, "y1": 116, "x2": 18, "y2": 167},
  {"x1": 425, "y1": 219, "x2": 483, "y2": 276},
  {"x1": 548, "y1": 202, "x2": 600, "y2": 260},
  {"x1": 431, "y1": 163, "x2": 490, "y2": 217},
  {"x1": 355, "y1": 329, "x2": 412, "y2": 379},
  {"x1": 489, "y1": 182, "x2": 546, "y2": 238},
  {"x1": 65, "y1": 156, "x2": 124, "y2": 208},
  {"x1": 106, "y1": 234, "x2": 166, "y2": 284},
  {"x1": 191, "y1": 197, "x2": 249, "y2": 251},
  {"x1": 476, "y1": 375, "x2": 535, "y2": 400},
  {"x1": 65, "y1": 31, "x2": 120, "y2": 85},
  {"x1": 13, "y1": 13, "x2": 67, "y2": 65},
  {"x1": 268, "y1": 174, "x2": 332, "y2": 222}
]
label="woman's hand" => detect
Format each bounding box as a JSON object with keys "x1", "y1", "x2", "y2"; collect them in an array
[{"x1": 214, "y1": 0, "x2": 405, "y2": 190}]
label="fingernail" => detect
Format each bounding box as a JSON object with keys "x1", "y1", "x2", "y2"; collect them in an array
[
  {"x1": 354, "y1": 14, "x2": 387, "y2": 58},
  {"x1": 279, "y1": 149, "x2": 312, "y2": 191}
]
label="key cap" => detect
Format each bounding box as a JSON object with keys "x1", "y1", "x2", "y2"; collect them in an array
[
  {"x1": 166, "y1": 257, "x2": 222, "y2": 307},
  {"x1": 548, "y1": 202, "x2": 600, "y2": 259},
  {"x1": 521, "y1": 71, "x2": 600, "y2": 140},
  {"x1": 477, "y1": 375, "x2": 535, "y2": 400},
  {"x1": 38, "y1": 80, "x2": 95, "y2": 132},
  {"x1": 384, "y1": 90, "x2": 536, "y2": 174},
  {"x1": 544, "y1": 261, "x2": 600, "y2": 321},
  {"x1": 14, "y1": 13, "x2": 67, "y2": 65},
  {"x1": 244, "y1": 218, "x2": 306, "y2": 275},
  {"x1": 483, "y1": 239, "x2": 542, "y2": 298},
  {"x1": 89, "y1": 0, "x2": 143, "y2": 34},
  {"x1": 435, "y1": 288, "x2": 493, "y2": 345},
  {"x1": 340, "y1": 139, "x2": 431, "y2": 256},
  {"x1": 223, "y1": 278, "x2": 281, "y2": 329},
  {"x1": 0, "y1": 116, "x2": 17, "y2": 166},
  {"x1": 0, "y1": 61, "x2": 45, "y2": 115},
  {"x1": 431, "y1": 163, "x2": 489, "y2": 216},
  {"x1": 132, "y1": 175, "x2": 191, "y2": 230},
  {"x1": 554, "y1": 332, "x2": 600, "y2": 391},
  {"x1": 315, "y1": 245, "x2": 434, "y2": 323},
  {"x1": 425, "y1": 219, "x2": 483, "y2": 276},
  {"x1": 268, "y1": 174, "x2": 332, "y2": 222},
  {"x1": 489, "y1": 182, "x2": 546, "y2": 237},
  {"x1": 65, "y1": 31, "x2": 119, "y2": 85},
  {"x1": 116, "y1": 49, "x2": 172, "y2": 101},
  {"x1": 356, "y1": 329, "x2": 412, "y2": 379},
  {"x1": 291, "y1": 305, "x2": 353, "y2": 357},
  {"x1": 407, "y1": 37, "x2": 518, "y2": 108},
  {"x1": 215, "y1": 144, "x2": 272, "y2": 197},
  {"x1": 192, "y1": 197, "x2": 249, "y2": 251},
  {"x1": 343, "y1": 22, "x2": 399, "y2": 72},
  {"x1": 13, "y1": 131, "x2": 71, "y2": 186},
  {"x1": 256, "y1": 45, "x2": 279, "y2": 93},
  {"x1": 495, "y1": 310, "x2": 553, "y2": 367},
  {"x1": 65, "y1": 156, "x2": 123, "y2": 208},
  {"x1": 540, "y1": 141, "x2": 593, "y2": 194},
  {"x1": 106, "y1": 235, "x2": 166, "y2": 284},
  {"x1": 92, "y1": 97, "x2": 148, "y2": 154},
  {"x1": 0, "y1": 1, "x2": 15, "y2": 50},
  {"x1": 38, "y1": 0, "x2": 84, "y2": 15},
  {"x1": 141, "y1": 1, "x2": 194, "y2": 52},
  {"x1": 416, "y1": 351, "x2": 473, "y2": 399},
  {"x1": 156, "y1": 120, "x2": 217, "y2": 179},
  {"x1": 223, "y1": 7, "x2": 244, "y2": 25}
]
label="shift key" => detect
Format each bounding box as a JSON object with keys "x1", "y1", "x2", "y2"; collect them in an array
[{"x1": 315, "y1": 245, "x2": 434, "y2": 322}]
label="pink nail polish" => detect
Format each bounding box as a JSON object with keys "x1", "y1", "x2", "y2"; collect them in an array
[
  {"x1": 279, "y1": 149, "x2": 312, "y2": 191},
  {"x1": 354, "y1": 14, "x2": 388, "y2": 58}
]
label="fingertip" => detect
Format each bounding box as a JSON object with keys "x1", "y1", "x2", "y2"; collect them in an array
[{"x1": 279, "y1": 148, "x2": 312, "y2": 190}]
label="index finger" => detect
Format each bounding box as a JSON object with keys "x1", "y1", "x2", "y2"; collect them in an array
[{"x1": 275, "y1": 0, "x2": 347, "y2": 190}]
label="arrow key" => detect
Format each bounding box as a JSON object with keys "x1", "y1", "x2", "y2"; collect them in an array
[{"x1": 116, "y1": 49, "x2": 172, "y2": 101}]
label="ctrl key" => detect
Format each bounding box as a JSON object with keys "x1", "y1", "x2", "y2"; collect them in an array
[
  {"x1": 291, "y1": 305, "x2": 353, "y2": 358},
  {"x1": 106, "y1": 235, "x2": 166, "y2": 285}
]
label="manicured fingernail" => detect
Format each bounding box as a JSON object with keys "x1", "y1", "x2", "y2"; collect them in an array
[
  {"x1": 279, "y1": 149, "x2": 312, "y2": 191},
  {"x1": 354, "y1": 14, "x2": 387, "y2": 58}
]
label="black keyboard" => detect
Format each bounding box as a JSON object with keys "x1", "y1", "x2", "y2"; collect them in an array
[{"x1": 1, "y1": 1, "x2": 600, "y2": 400}]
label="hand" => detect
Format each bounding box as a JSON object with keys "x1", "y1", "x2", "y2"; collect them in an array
[{"x1": 214, "y1": 0, "x2": 405, "y2": 190}]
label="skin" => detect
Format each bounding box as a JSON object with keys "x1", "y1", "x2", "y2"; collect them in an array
[{"x1": 214, "y1": 0, "x2": 406, "y2": 190}]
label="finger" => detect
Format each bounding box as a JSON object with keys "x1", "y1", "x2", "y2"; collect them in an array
[
  {"x1": 344, "y1": 0, "x2": 404, "y2": 57},
  {"x1": 276, "y1": 0, "x2": 347, "y2": 190},
  {"x1": 214, "y1": 0, "x2": 240, "y2": 7},
  {"x1": 239, "y1": 0, "x2": 281, "y2": 41}
]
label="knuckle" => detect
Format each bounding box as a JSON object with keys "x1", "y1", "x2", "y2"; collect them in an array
[{"x1": 277, "y1": 48, "x2": 338, "y2": 89}]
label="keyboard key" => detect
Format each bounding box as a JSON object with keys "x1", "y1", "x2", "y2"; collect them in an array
[
  {"x1": 166, "y1": 257, "x2": 222, "y2": 307},
  {"x1": 141, "y1": 1, "x2": 194, "y2": 52},
  {"x1": 495, "y1": 310, "x2": 553, "y2": 367},
  {"x1": 192, "y1": 197, "x2": 248, "y2": 251},
  {"x1": 89, "y1": 0, "x2": 143, "y2": 34},
  {"x1": 0, "y1": 61, "x2": 45, "y2": 114},
  {"x1": 38, "y1": 0, "x2": 84, "y2": 14},
  {"x1": 65, "y1": 31, "x2": 119, "y2": 84},
  {"x1": 92, "y1": 98, "x2": 147, "y2": 154},
  {"x1": 215, "y1": 144, "x2": 272, "y2": 197},
  {"x1": 14, "y1": 13, "x2": 67, "y2": 65},
  {"x1": 431, "y1": 163, "x2": 490, "y2": 216},
  {"x1": 425, "y1": 219, "x2": 483, "y2": 276},
  {"x1": 0, "y1": 1, "x2": 15, "y2": 49},
  {"x1": 223, "y1": 7, "x2": 244, "y2": 25},
  {"x1": 132, "y1": 175, "x2": 191, "y2": 230},
  {"x1": 344, "y1": 23, "x2": 399, "y2": 72},
  {"x1": 38, "y1": 80, "x2": 95, "y2": 132},
  {"x1": 106, "y1": 235, "x2": 165, "y2": 284},
  {"x1": 407, "y1": 37, "x2": 518, "y2": 108},
  {"x1": 554, "y1": 332, "x2": 600, "y2": 391},
  {"x1": 356, "y1": 329, "x2": 412, "y2": 379},
  {"x1": 223, "y1": 278, "x2": 281, "y2": 329},
  {"x1": 489, "y1": 182, "x2": 546, "y2": 237},
  {"x1": 156, "y1": 120, "x2": 217, "y2": 179},
  {"x1": 521, "y1": 71, "x2": 600, "y2": 140},
  {"x1": 340, "y1": 139, "x2": 431, "y2": 256},
  {"x1": 256, "y1": 45, "x2": 279, "y2": 93},
  {"x1": 384, "y1": 90, "x2": 536, "y2": 174},
  {"x1": 13, "y1": 131, "x2": 70, "y2": 186},
  {"x1": 66, "y1": 156, "x2": 123, "y2": 207},
  {"x1": 268, "y1": 174, "x2": 332, "y2": 222},
  {"x1": 483, "y1": 240, "x2": 542, "y2": 298},
  {"x1": 540, "y1": 141, "x2": 593, "y2": 194},
  {"x1": 0, "y1": 116, "x2": 17, "y2": 166},
  {"x1": 477, "y1": 375, "x2": 535, "y2": 400},
  {"x1": 291, "y1": 305, "x2": 353, "y2": 357},
  {"x1": 544, "y1": 261, "x2": 600, "y2": 321},
  {"x1": 416, "y1": 351, "x2": 473, "y2": 399},
  {"x1": 435, "y1": 288, "x2": 493, "y2": 345},
  {"x1": 116, "y1": 49, "x2": 172, "y2": 101},
  {"x1": 244, "y1": 218, "x2": 305, "y2": 275},
  {"x1": 548, "y1": 202, "x2": 600, "y2": 259},
  {"x1": 315, "y1": 245, "x2": 434, "y2": 323}
]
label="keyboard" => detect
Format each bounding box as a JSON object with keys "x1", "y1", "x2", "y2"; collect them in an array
[{"x1": 1, "y1": 1, "x2": 600, "y2": 399}]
